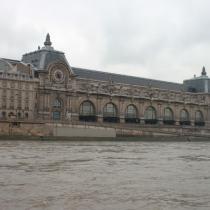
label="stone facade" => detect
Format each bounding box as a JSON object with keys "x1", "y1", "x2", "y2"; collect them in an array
[
  {"x1": 0, "y1": 60, "x2": 38, "y2": 121},
  {"x1": 0, "y1": 34, "x2": 210, "y2": 135}
]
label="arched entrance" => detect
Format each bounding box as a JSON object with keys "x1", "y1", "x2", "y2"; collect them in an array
[{"x1": 52, "y1": 98, "x2": 63, "y2": 120}]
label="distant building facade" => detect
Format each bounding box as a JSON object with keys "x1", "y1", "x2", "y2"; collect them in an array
[{"x1": 0, "y1": 34, "x2": 210, "y2": 127}]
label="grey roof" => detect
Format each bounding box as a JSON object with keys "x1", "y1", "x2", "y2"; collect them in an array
[
  {"x1": 2, "y1": 58, "x2": 20, "y2": 65},
  {"x1": 21, "y1": 49, "x2": 69, "y2": 70},
  {"x1": 0, "y1": 58, "x2": 13, "y2": 71},
  {"x1": 72, "y1": 67, "x2": 184, "y2": 91},
  {"x1": 21, "y1": 34, "x2": 70, "y2": 70}
]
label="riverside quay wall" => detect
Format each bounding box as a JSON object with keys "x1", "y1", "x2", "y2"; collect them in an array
[{"x1": 0, "y1": 121, "x2": 210, "y2": 138}]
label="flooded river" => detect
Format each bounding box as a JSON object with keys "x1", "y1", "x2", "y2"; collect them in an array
[{"x1": 0, "y1": 140, "x2": 210, "y2": 210}]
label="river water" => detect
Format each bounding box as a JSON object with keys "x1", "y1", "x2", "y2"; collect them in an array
[{"x1": 0, "y1": 140, "x2": 210, "y2": 210}]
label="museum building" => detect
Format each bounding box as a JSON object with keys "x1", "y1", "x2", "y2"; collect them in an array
[{"x1": 0, "y1": 34, "x2": 210, "y2": 127}]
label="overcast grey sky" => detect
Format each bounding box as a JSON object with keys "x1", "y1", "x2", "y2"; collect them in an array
[{"x1": 1, "y1": 0, "x2": 210, "y2": 82}]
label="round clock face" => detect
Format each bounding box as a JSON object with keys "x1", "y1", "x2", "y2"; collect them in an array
[{"x1": 53, "y1": 69, "x2": 65, "y2": 83}]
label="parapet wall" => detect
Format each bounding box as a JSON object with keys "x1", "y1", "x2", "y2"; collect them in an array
[
  {"x1": 0, "y1": 121, "x2": 210, "y2": 138},
  {"x1": 0, "y1": 122, "x2": 116, "y2": 138}
]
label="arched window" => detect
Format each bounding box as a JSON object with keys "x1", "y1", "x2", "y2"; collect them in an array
[
  {"x1": 195, "y1": 110, "x2": 205, "y2": 126},
  {"x1": 17, "y1": 112, "x2": 21, "y2": 119},
  {"x1": 180, "y1": 109, "x2": 190, "y2": 125},
  {"x1": 53, "y1": 98, "x2": 62, "y2": 108},
  {"x1": 1, "y1": 111, "x2": 6, "y2": 119},
  {"x1": 79, "y1": 101, "x2": 96, "y2": 122},
  {"x1": 80, "y1": 101, "x2": 95, "y2": 116},
  {"x1": 125, "y1": 105, "x2": 139, "y2": 123},
  {"x1": 52, "y1": 98, "x2": 62, "y2": 121},
  {"x1": 103, "y1": 103, "x2": 119, "y2": 123},
  {"x1": 163, "y1": 107, "x2": 174, "y2": 125},
  {"x1": 144, "y1": 106, "x2": 157, "y2": 124},
  {"x1": 25, "y1": 113, "x2": 29, "y2": 119},
  {"x1": 125, "y1": 105, "x2": 137, "y2": 118},
  {"x1": 104, "y1": 103, "x2": 117, "y2": 117}
]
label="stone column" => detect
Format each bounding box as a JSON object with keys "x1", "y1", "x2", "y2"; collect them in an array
[
  {"x1": 139, "y1": 102, "x2": 145, "y2": 125},
  {"x1": 120, "y1": 116, "x2": 125, "y2": 123},
  {"x1": 71, "y1": 113, "x2": 79, "y2": 122},
  {"x1": 158, "y1": 103, "x2": 163, "y2": 125},
  {"x1": 119, "y1": 97, "x2": 125, "y2": 124},
  {"x1": 70, "y1": 94, "x2": 79, "y2": 122},
  {"x1": 174, "y1": 104, "x2": 180, "y2": 125},
  {"x1": 97, "y1": 115, "x2": 103, "y2": 123},
  {"x1": 140, "y1": 117, "x2": 145, "y2": 125},
  {"x1": 96, "y1": 96, "x2": 103, "y2": 123},
  {"x1": 205, "y1": 107, "x2": 210, "y2": 128},
  {"x1": 175, "y1": 121, "x2": 180, "y2": 126}
]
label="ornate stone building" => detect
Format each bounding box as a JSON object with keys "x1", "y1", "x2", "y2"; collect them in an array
[{"x1": 0, "y1": 34, "x2": 210, "y2": 128}]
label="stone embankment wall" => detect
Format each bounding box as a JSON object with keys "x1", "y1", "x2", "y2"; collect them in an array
[
  {"x1": 0, "y1": 122, "x2": 116, "y2": 137},
  {"x1": 0, "y1": 121, "x2": 210, "y2": 138}
]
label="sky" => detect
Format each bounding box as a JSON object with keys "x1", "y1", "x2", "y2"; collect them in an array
[{"x1": 1, "y1": 0, "x2": 210, "y2": 83}]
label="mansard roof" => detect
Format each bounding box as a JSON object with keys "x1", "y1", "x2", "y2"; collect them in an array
[
  {"x1": 0, "y1": 58, "x2": 14, "y2": 71},
  {"x1": 72, "y1": 67, "x2": 184, "y2": 92},
  {"x1": 19, "y1": 34, "x2": 184, "y2": 92},
  {"x1": 0, "y1": 58, "x2": 185, "y2": 91},
  {"x1": 21, "y1": 49, "x2": 70, "y2": 70},
  {"x1": 21, "y1": 34, "x2": 70, "y2": 70}
]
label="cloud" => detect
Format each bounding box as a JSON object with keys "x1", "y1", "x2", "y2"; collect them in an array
[{"x1": 0, "y1": 0, "x2": 210, "y2": 82}]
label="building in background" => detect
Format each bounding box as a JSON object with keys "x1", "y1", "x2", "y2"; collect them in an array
[{"x1": 0, "y1": 34, "x2": 209, "y2": 128}]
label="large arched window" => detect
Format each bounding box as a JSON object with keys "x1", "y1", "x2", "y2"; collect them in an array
[
  {"x1": 79, "y1": 101, "x2": 96, "y2": 122},
  {"x1": 103, "y1": 103, "x2": 119, "y2": 123},
  {"x1": 25, "y1": 113, "x2": 29, "y2": 119},
  {"x1": 52, "y1": 98, "x2": 62, "y2": 120},
  {"x1": 104, "y1": 103, "x2": 117, "y2": 117},
  {"x1": 144, "y1": 106, "x2": 157, "y2": 124},
  {"x1": 180, "y1": 109, "x2": 190, "y2": 125},
  {"x1": 163, "y1": 107, "x2": 174, "y2": 125},
  {"x1": 1, "y1": 111, "x2": 6, "y2": 119},
  {"x1": 195, "y1": 110, "x2": 205, "y2": 126},
  {"x1": 17, "y1": 112, "x2": 21, "y2": 119},
  {"x1": 53, "y1": 98, "x2": 62, "y2": 108},
  {"x1": 125, "y1": 105, "x2": 139, "y2": 123}
]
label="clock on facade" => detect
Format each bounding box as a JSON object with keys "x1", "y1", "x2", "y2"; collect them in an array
[{"x1": 53, "y1": 69, "x2": 65, "y2": 83}]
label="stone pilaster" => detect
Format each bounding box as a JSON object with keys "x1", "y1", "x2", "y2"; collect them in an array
[
  {"x1": 120, "y1": 116, "x2": 125, "y2": 123},
  {"x1": 140, "y1": 117, "x2": 145, "y2": 125},
  {"x1": 158, "y1": 118, "x2": 163, "y2": 125},
  {"x1": 97, "y1": 115, "x2": 103, "y2": 123}
]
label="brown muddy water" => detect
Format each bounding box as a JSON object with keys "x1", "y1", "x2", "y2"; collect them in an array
[{"x1": 0, "y1": 140, "x2": 210, "y2": 210}]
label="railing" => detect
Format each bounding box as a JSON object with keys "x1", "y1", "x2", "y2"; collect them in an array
[
  {"x1": 180, "y1": 121, "x2": 191, "y2": 126},
  {"x1": 79, "y1": 115, "x2": 97, "y2": 122},
  {"x1": 125, "y1": 118, "x2": 140, "y2": 123},
  {"x1": 195, "y1": 121, "x2": 205, "y2": 126},
  {"x1": 0, "y1": 117, "x2": 208, "y2": 130},
  {"x1": 103, "y1": 117, "x2": 120, "y2": 123},
  {"x1": 144, "y1": 119, "x2": 158, "y2": 125},
  {"x1": 163, "y1": 120, "x2": 175, "y2": 125}
]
